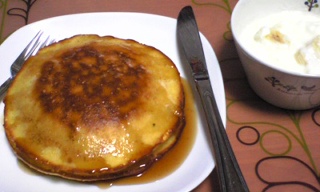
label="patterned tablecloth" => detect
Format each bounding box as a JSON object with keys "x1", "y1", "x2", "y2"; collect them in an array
[{"x1": 0, "y1": 0, "x2": 319, "y2": 191}]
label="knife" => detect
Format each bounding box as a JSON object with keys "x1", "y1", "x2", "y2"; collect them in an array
[{"x1": 177, "y1": 6, "x2": 249, "y2": 192}]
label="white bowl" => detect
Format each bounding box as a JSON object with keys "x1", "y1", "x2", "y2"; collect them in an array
[{"x1": 231, "y1": 0, "x2": 320, "y2": 110}]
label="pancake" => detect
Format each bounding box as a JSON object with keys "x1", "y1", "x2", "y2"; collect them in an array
[{"x1": 4, "y1": 35, "x2": 185, "y2": 181}]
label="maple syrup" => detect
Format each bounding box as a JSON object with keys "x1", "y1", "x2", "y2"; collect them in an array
[{"x1": 99, "y1": 79, "x2": 197, "y2": 187}]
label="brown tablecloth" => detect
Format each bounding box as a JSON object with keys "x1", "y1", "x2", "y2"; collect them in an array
[{"x1": 1, "y1": 0, "x2": 319, "y2": 191}]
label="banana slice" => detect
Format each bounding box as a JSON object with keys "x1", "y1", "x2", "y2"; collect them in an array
[
  {"x1": 254, "y1": 27, "x2": 290, "y2": 44},
  {"x1": 295, "y1": 36, "x2": 320, "y2": 72}
]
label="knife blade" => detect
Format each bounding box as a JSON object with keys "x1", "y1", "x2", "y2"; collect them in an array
[{"x1": 177, "y1": 6, "x2": 249, "y2": 192}]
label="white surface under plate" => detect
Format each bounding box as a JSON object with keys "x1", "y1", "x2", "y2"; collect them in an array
[{"x1": 0, "y1": 12, "x2": 226, "y2": 192}]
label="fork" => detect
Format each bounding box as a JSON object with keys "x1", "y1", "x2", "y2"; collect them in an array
[{"x1": 0, "y1": 31, "x2": 53, "y2": 99}]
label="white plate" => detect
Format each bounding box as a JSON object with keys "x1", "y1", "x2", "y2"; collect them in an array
[{"x1": 0, "y1": 12, "x2": 226, "y2": 192}]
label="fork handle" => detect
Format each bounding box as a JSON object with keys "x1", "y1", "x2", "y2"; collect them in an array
[{"x1": 0, "y1": 77, "x2": 12, "y2": 99}]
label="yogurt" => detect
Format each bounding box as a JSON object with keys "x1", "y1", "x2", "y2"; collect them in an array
[{"x1": 240, "y1": 10, "x2": 320, "y2": 75}]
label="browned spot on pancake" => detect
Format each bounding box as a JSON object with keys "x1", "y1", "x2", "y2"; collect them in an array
[{"x1": 35, "y1": 45, "x2": 148, "y2": 129}]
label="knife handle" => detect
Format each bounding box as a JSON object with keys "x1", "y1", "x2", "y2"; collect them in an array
[{"x1": 195, "y1": 80, "x2": 249, "y2": 192}]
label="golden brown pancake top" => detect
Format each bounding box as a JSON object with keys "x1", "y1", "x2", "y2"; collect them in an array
[{"x1": 4, "y1": 35, "x2": 185, "y2": 181}]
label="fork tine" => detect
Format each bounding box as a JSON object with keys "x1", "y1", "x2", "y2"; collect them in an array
[
  {"x1": 19, "y1": 31, "x2": 43, "y2": 60},
  {"x1": 24, "y1": 35, "x2": 51, "y2": 59},
  {"x1": 11, "y1": 32, "x2": 55, "y2": 74},
  {"x1": 11, "y1": 31, "x2": 43, "y2": 71}
]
